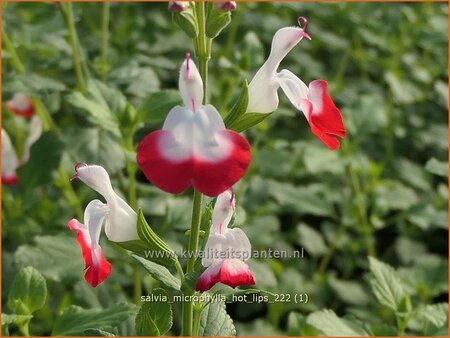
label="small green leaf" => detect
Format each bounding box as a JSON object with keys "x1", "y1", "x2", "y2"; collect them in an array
[
  {"x1": 84, "y1": 328, "x2": 116, "y2": 336},
  {"x1": 228, "y1": 112, "x2": 272, "y2": 133},
  {"x1": 7, "y1": 267, "x2": 47, "y2": 315},
  {"x1": 132, "y1": 255, "x2": 180, "y2": 290},
  {"x1": 296, "y1": 223, "x2": 327, "y2": 256},
  {"x1": 16, "y1": 132, "x2": 64, "y2": 190},
  {"x1": 135, "y1": 289, "x2": 172, "y2": 336},
  {"x1": 138, "y1": 90, "x2": 182, "y2": 124},
  {"x1": 198, "y1": 301, "x2": 236, "y2": 336},
  {"x1": 181, "y1": 271, "x2": 202, "y2": 295},
  {"x1": 52, "y1": 303, "x2": 137, "y2": 336},
  {"x1": 368, "y1": 257, "x2": 406, "y2": 312},
  {"x1": 307, "y1": 309, "x2": 369, "y2": 336},
  {"x1": 224, "y1": 81, "x2": 249, "y2": 128},
  {"x1": 287, "y1": 312, "x2": 318, "y2": 336},
  {"x1": 66, "y1": 92, "x2": 120, "y2": 136},
  {"x1": 425, "y1": 158, "x2": 448, "y2": 177}
]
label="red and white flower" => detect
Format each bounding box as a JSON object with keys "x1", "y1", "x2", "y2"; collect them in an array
[
  {"x1": 1, "y1": 116, "x2": 42, "y2": 185},
  {"x1": 196, "y1": 190, "x2": 255, "y2": 292},
  {"x1": 68, "y1": 163, "x2": 138, "y2": 287},
  {"x1": 6, "y1": 93, "x2": 35, "y2": 118},
  {"x1": 137, "y1": 54, "x2": 251, "y2": 197},
  {"x1": 1, "y1": 129, "x2": 19, "y2": 186},
  {"x1": 247, "y1": 17, "x2": 346, "y2": 150}
]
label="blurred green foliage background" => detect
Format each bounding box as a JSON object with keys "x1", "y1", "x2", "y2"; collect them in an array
[{"x1": 2, "y1": 1, "x2": 448, "y2": 336}]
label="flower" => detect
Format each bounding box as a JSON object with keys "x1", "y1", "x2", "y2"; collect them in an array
[
  {"x1": 196, "y1": 189, "x2": 255, "y2": 292},
  {"x1": 137, "y1": 54, "x2": 251, "y2": 197},
  {"x1": 20, "y1": 116, "x2": 42, "y2": 164},
  {"x1": 6, "y1": 93, "x2": 35, "y2": 118},
  {"x1": 247, "y1": 17, "x2": 346, "y2": 150},
  {"x1": 1, "y1": 129, "x2": 19, "y2": 185},
  {"x1": 168, "y1": 1, "x2": 189, "y2": 12},
  {"x1": 1, "y1": 116, "x2": 42, "y2": 185},
  {"x1": 68, "y1": 163, "x2": 138, "y2": 287},
  {"x1": 215, "y1": 1, "x2": 237, "y2": 11}
]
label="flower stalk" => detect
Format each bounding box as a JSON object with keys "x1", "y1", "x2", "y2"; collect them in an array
[{"x1": 182, "y1": 2, "x2": 209, "y2": 335}]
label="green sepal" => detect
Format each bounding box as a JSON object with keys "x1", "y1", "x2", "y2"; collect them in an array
[
  {"x1": 224, "y1": 81, "x2": 249, "y2": 128},
  {"x1": 205, "y1": 7, "x2": 231, "y2": 39},
  {"x1": 172, "y1": 8, "x2": 198, "y2": 38},
  {"x1": 228, "y1": 112, "x2": 272, "y2": 133},
  {"x1": 116, "y1": 209, "x2": 177, "y2": 268}
]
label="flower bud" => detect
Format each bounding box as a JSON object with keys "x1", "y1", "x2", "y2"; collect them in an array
[
  {"x1": 215, "y1": 1, "x2": 237, "y2": 11},
  {"x1": 168, "y1": 1, "x2": 189, "y2": 12}
]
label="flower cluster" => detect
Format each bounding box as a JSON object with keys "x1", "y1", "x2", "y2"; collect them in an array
[
  {"x1": 2, "y1": 93, "x2": 42, "y2": 185},
  {"x1": 67, "y1": 16, "x2": 345, "y2": 293}
]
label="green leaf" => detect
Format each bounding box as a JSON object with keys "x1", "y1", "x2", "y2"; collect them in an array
[
  {"x1": 7, "y1": 267, "x2": 47, "y2": 315},
  {"x1": 417, "y1": 303, "x2": 448, "y2": 329},
  {"x1": 84, "y1": 328, "x2": 116, "y2": 336},
  {"x1": 16, "y1": 131, "x2": 64, "y2": 190},
  {"x1": 307, "y1": 309, "x2": 369, "y2": 336},
  {"x1": 287, "y1": 312, "x2": 318, "y2": 336},
  {"x1": 138, "y1": 90, "x2": 182, "y2": 124},
  {"x1": 328, "y1": 275, "x2": 369, "y2": 306},
  {"x1": 181, "y1": 271, "x2": 202, "y2": 295},
  {"x1": 62, "y1": 128, "x2": 125, "y2": 175},
  {"x1": 135, "y1": 288, "x2": 172, "y2": 336},
  {"x1": 52, "y1": 303, "x2": 137, "y2": 336},
  {"x1": 425, "y1": 158, "x2": 448, "y2": 177},
  {"x1": 198, "y1": 301, "x2": 236, "y2": 336},
  {"x1": 228, "y1": 112, "x2": 272, "y2": 133},
  {"x1": 224, "y1": 81, "x2": 248, "y2": 128},
  {"x1": 296, "y1": 223, "x2": 327, "y2": 256},
  {"x1": 368, "y1": 257, "x2": 406, "y2": 312},
  {"x1": 132, "y1": 255, "x2": 180, "y2": 290},
  {"x1": 65, "y1": 79, "x2": 126, "y2": 136},
  {"x1": 205, "y1": 7, "x2": 231, "y2": 39},
  {"x1": 14, "y1": 235, "x2": 84, "y2": 282},
  {"x1": 87, "y1": 79, "x2": 127, "y2": 117}
]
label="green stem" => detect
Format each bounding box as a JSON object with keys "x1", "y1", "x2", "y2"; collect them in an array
[
  {"x1": 182, "y1": 3, "x2": 209, "y2": 335},
  {"x1": 342, "y1": 142, "x2": 376, "y2": 257},
  {"x1": 317, "y1": 222, "x2": 346, "y2": 275},
  {"x1": 2, "y1": 30, "x2": 25, "y2": 74},
  {"x1": 62, "y1": 2, "x2": 87, "y2": 93},
  {"x1": 100, "y1": 2, "x2": 110, "y2": 80},
  {"x1": 192, "y1": 303, "x2": 202, "y2": 336},
  {"x1": 187, "y1": 190, "x2": 203, "y2": 273}
]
